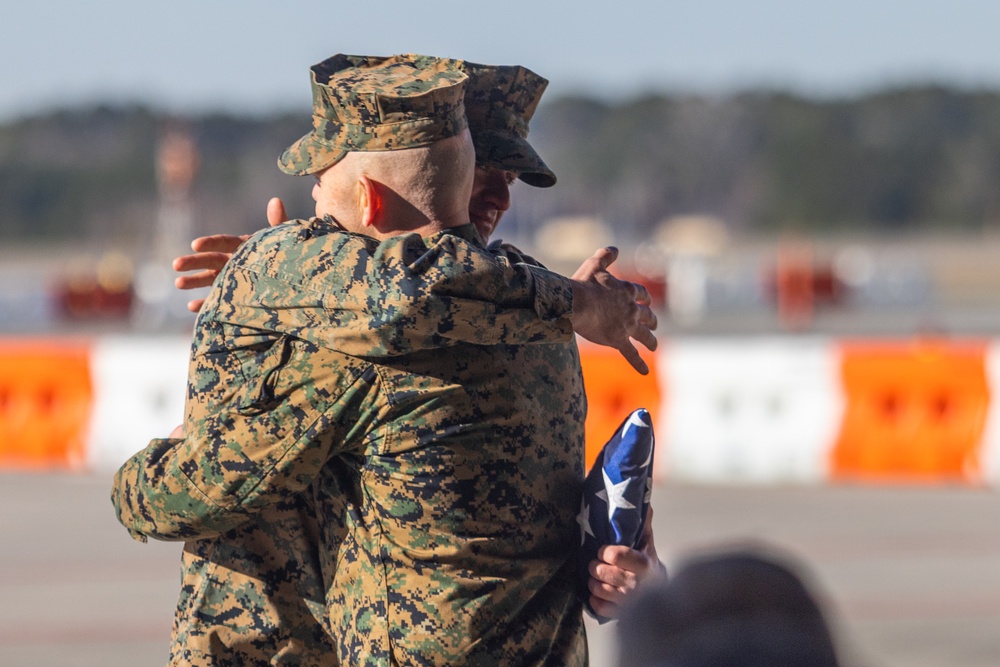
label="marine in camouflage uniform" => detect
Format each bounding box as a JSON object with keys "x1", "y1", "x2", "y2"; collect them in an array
[
  {"x1": 311, "y1": 236, "x2": 588, "y2": 665},
  {"x1": 114, "y1": 54, "x2": 588, "y2": 666}
]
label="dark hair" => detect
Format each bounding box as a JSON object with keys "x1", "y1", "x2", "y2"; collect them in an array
[{"x1": 617, "y1": 546, "x2": 839, "y2": 667}]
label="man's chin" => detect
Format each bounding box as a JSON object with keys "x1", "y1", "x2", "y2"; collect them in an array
[{"x1": 471, "y1": 216, "x2": 495, "y2": 241}]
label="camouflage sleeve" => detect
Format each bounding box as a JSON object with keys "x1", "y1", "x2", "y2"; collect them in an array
[
  {"x1": 210, "y1": 220, "x2": 574, "y2": 358},
  {"x1": 112, "y1": 437, "x2": 224, "y2": 542},
  {"x1": 111, "y1": 332, "x2": 375, "y2": 541},
  {"x1": 377, "y1": 230, "x2": 576, "y2": 346}
]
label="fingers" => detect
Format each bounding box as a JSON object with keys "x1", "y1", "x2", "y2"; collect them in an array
[
  {"x1": 588, "y1": 575, "x2": 629, "y2": 608},
  {"x1": 626, "y1": 300, "x2": 658, "y2": 355},
  {"x1": 587, "y1": 560, "x2": 633, "y2": 618},
  {"x1": 596, "y1": 545, "x2": 653, "y2": 580},
  {"x1": 618, "y1": 342, "x2": 649, "y2": 375},
  {"x1": 569, "y1": 251, "x2": 661, "y2": 368},
  {"x1": 570, "y1": 254, "x2": 603, "y2": 281},
  {"x1": 632, "y1": 327, "x2": 658, "y2": 354},
  {"x1": 266, "y1": 197, "x2": 288, "y2": 227},
  {"x1": 633, "y1": 281, "x2": 652, "y2": 306},
  {"x1": 570, "y1": 246, "x2": 619, "y2": 281},
  {"x1": 591, "y1": 555, "x2": 639, "y2": 590},
  {"x1": 587, "y1": 540, "x2": 667, "y2": 619},
  {"x1": 173, "y1": 251, "x2": 233, "y2": 274},
  {"x1": 593, "y1": 246, "x2": 618, "y2": 268},
  {"x1": 186, "y1": 298, "x2": 207, "y2": 313},
  {"x1": 190, "y1": 234, "x2": 249, "y2": 254},
  {"x1": 625, "y1": 293, "x2": 658, "y2": 357},
  {"x1": 639, "y1": 305, "x2": 658, "y2": 331},
  {"x1": 174, "y1": 270, "x2": 219, "y2": 291},
  {"x1": 168, "y1": 423, "x2": 184, "y2": 438},
  {"x1": 588, "y1": 594, "x2": 620, "y2": 620}
]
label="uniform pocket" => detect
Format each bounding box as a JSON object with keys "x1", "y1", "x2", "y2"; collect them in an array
[{"x1": 231, "y1": 334, "x2": 293, "y2": 416}]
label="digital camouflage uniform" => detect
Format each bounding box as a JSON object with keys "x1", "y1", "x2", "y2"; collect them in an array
[
  {"x1": 114, "y1": 218, "x2": 579, "y2": 665},
  {"x1": 113, "y1": 55, "x2": 586, "y2": 666},
  {"x1": 309, "y1": 228, "x2": 588, "y2": 666}
]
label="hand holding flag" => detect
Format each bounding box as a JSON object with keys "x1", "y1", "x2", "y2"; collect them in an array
[{"x1": 577, "y1": 408, "x2": 657, "y2": 622}]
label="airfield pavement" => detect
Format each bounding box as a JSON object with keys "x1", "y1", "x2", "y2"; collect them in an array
[{"x1": 2, "y1": 472, "x2": 1000, "y2": 667}]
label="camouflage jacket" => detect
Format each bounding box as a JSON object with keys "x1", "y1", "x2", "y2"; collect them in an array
[
  {"x1": 113, "y1": 219, "x2": 585, "y2": 666},
  {"x1": 312, "y1": 279, "x2": 588, "y2": 666}
]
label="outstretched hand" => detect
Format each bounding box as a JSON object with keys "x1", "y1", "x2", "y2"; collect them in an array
[
  {"x1": 173, "y1": 197, "x2": 288, "y2": 312},
  {"x1": 570, "y1": 247, "x2": 658, "y2": 374}
]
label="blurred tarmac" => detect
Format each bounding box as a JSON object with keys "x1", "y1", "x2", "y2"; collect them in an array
[{"x1": 3, "y1": 473, "x2": 1000, "y2": 667}]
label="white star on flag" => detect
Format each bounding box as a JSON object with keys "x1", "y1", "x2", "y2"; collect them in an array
[
  {"x1": 597, "y1": 467, "x2": 636, "y2": 525},
  {"x1": 620, "y1": 410, "x2": 651, "y2": 439}
]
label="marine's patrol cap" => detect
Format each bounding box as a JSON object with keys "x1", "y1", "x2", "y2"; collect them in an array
[
  {"x1": 278, "y1": 54, "x2": 469, "y2": 176},
  {"x1": 462, "y1": 62, "x2": 556, "y2": 188}
]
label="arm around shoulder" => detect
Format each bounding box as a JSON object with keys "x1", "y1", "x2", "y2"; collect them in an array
[{"x1": 111, "y1": 437, "x2": 248, "y2": 542}]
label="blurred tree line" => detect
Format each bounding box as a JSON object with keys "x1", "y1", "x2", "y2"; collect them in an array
[{"x1": 3, "y1": 85, "x2": 1000, "y2": 246}]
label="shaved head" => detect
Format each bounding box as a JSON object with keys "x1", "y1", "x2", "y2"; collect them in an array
[{"x1": 314, "y1": 129, "x2": 475, "y2": 237}]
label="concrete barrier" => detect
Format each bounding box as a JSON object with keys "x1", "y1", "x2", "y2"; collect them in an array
[
  {"x1": 85, "y1": 335, "x2": 190, "y2": 470},
  {"x1": 659, "y1": 338, "x2": 843, "y2": 483},
  {"x1": 0, "y1": 340, "x2": 93, "y2": 469},
  {"x1": 831, "y1": 339, "x2": 989, "y2": 483},
  {"x1": 2, "y1": 334, "x2": 998, "y2": 485}
]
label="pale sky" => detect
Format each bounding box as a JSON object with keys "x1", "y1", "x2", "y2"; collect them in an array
[{"x1": 5, "y1": 0, "x2": 1000, "y2": 120}]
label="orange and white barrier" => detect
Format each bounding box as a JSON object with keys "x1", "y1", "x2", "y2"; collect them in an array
[
  {"x1": 2, "y1": 335, "x2": 1000, "y2": 485},
  {"x1": 585, "y1": 337, "x2": 995, "y2": 485},
  {"x1": 85, "y1": 336, "x2": 191, "y2": 470},
  {"x1": 830, "y1": 339, "x2": 990, "y2": 482},
  {"x1": 0, "y1": 340, "x2": 93, "y2": 469},
  {"x1": 977, "y1": 342, "x2": 1000, "y2": 483},
  {"x1": 655, "y1": 338, "x2": 843, "y2": 484}
]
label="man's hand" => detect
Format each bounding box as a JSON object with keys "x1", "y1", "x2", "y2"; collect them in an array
[
  {"x1": 570, "y1": 247, "x2": 658, "y2": 374},
  {"x1": 173, "y1": 197, "x2": 288, "y2": 312},
  {"x1": 586, "y1": 507, "x2": 666, "y2": 619}
]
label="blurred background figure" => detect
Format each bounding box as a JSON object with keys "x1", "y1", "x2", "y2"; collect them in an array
[
  {"x1": 132, "y1": 122, "x2": 200, "y2": 330},
  {"x1": 617, "y1": 545, "x2": 840, "y2": 667}
]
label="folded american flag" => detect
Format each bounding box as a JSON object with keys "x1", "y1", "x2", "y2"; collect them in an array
[{"x1": 577, "y1": 408, "x2": 655, "y2": 622}]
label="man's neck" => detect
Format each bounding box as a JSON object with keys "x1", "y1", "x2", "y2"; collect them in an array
[
  {"x1": 323, "y1": 205, "x2": 471, "y2": 241},
  {"x1": 377, "y1": 207, "x2": 472, "y2": 240},
  {"x1": 408, "y1": 203, "x2": 472, "y2": 237}
]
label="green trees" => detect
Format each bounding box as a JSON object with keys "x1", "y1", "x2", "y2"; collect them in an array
[{"x1": 4, "y1": 86, "x2": 1000, "y2": 244}]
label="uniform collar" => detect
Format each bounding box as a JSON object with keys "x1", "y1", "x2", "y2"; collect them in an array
[{"x1": 429, "y1": 222, "x2": 486, "y2": 248}]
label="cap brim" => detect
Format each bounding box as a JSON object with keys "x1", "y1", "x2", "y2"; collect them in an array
[
  {"x1": 278, "y1": 130, "x2": 347, "y2": 176},
  {"x1": 473, "y1": 129, "x2": 556, "y2": 188}
]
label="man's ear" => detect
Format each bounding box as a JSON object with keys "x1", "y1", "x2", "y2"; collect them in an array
[{"x1": 358, "y1": 175, "x2": 383, "y2": 229}]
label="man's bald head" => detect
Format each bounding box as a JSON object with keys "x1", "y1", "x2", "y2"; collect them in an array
[{"x1": 312, "y1": 129, "x2": 475, "y2": 239}]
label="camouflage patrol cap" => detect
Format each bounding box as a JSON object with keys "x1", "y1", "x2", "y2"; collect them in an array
[
  {"x1": 367, "y1": 54, "x2": 556, "y2": 188},
  {"x1": 278, "y1": 54, "x2": 469, "y2": 176},
  {"x1": 462, "y1": 61, "x2": 556, "y2": 188}
]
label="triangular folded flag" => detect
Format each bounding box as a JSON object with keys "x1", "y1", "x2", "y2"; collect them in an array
[{"x1": 577, "y1": 407, "x2": 655, "y2": 622}]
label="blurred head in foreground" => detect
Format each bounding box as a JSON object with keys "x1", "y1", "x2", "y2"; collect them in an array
[{"x1": 617, "y1": 545, "x2": 840, "y2": 667}]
